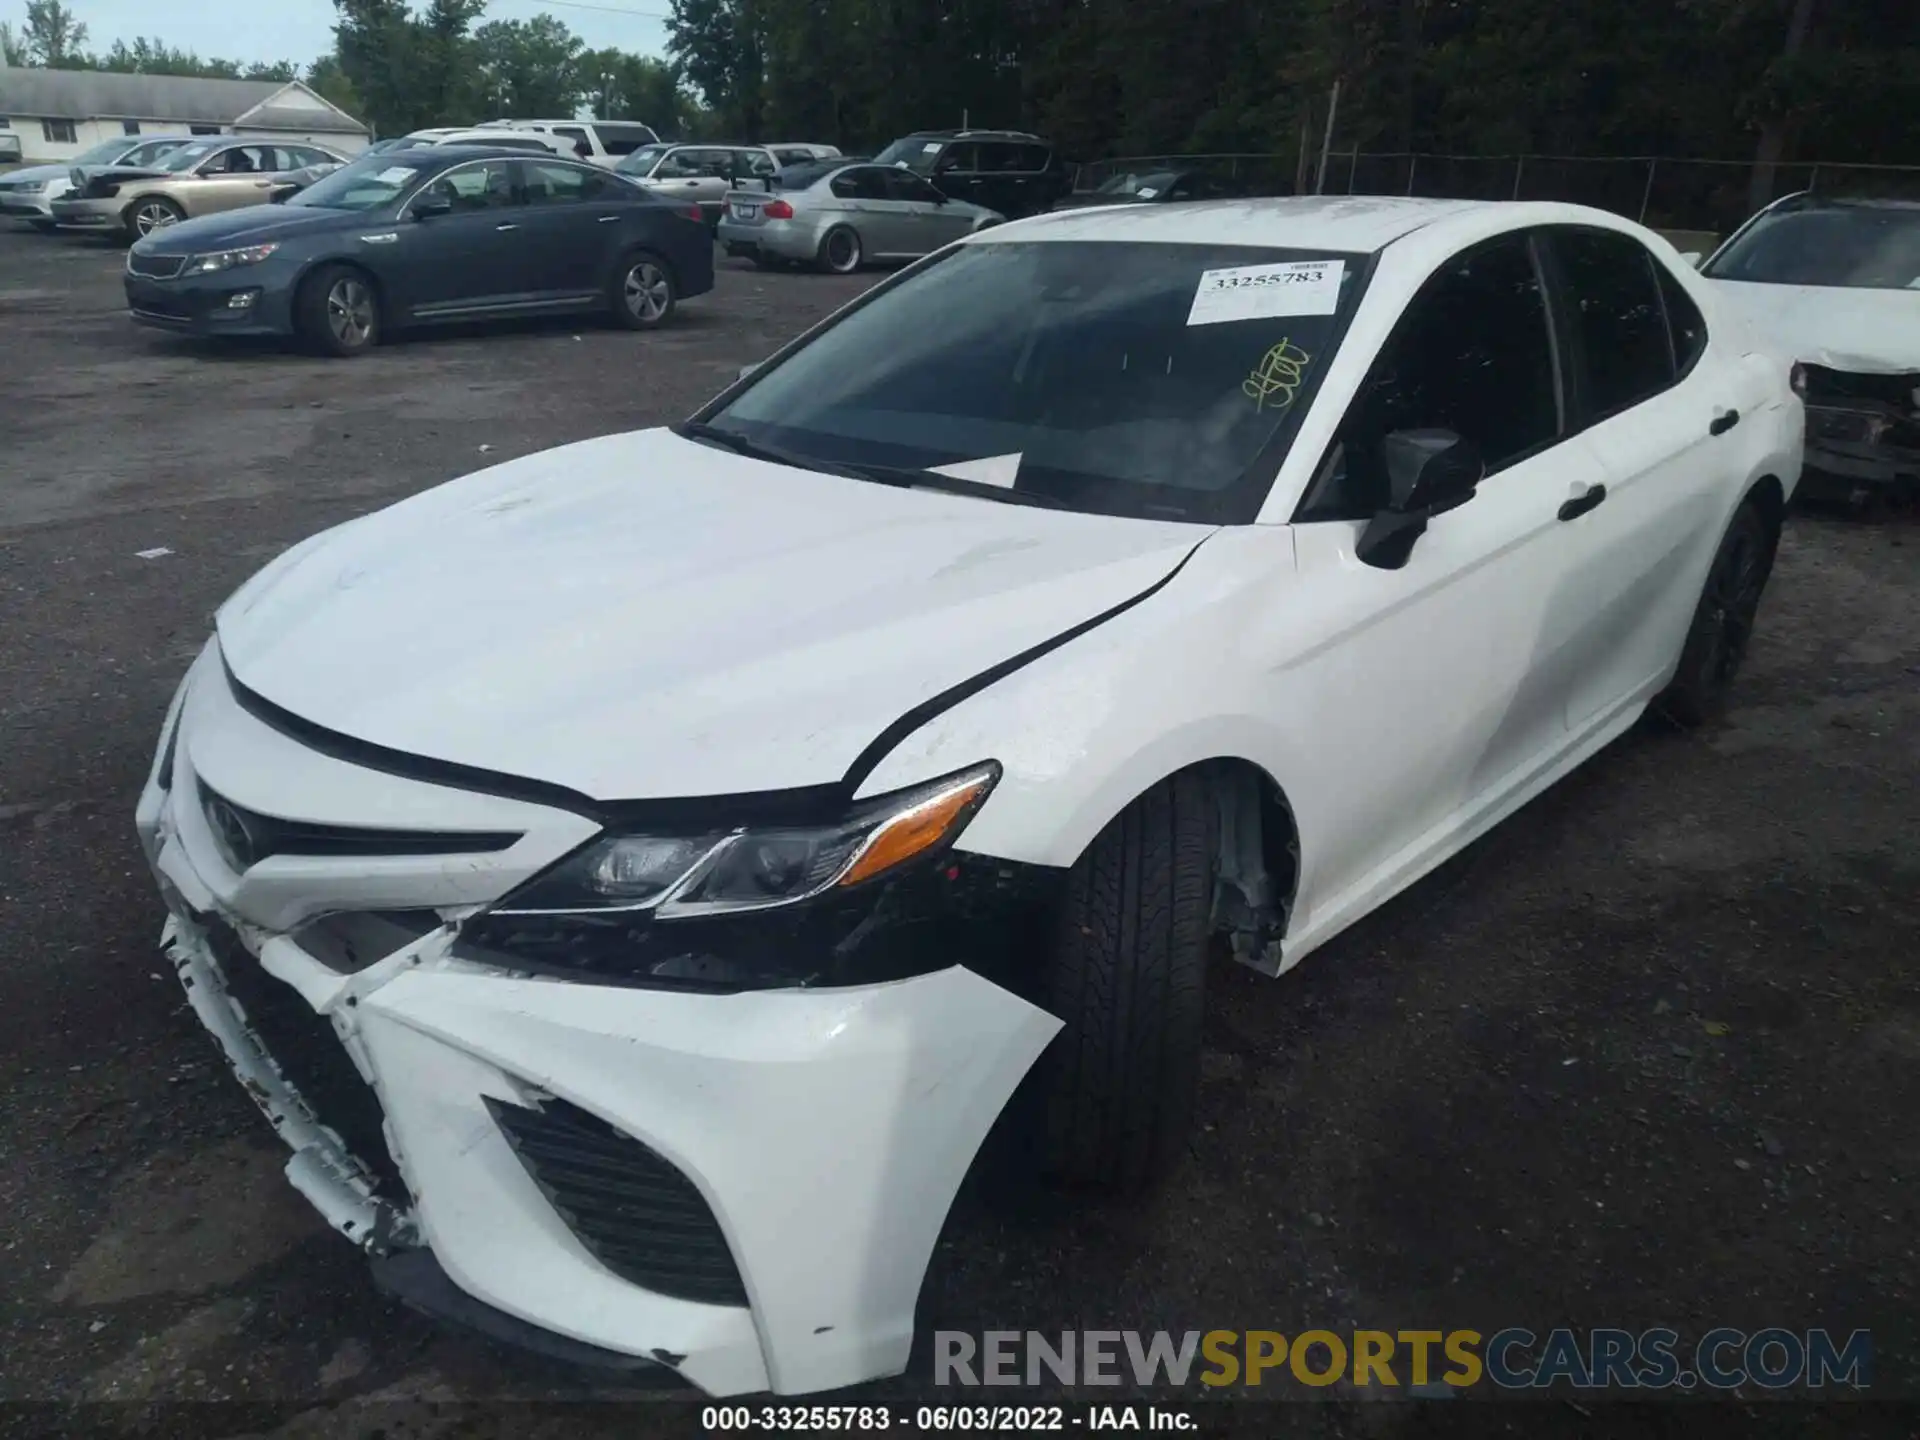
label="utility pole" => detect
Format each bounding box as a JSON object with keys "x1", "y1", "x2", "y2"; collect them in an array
[{"x1": 1314, "y1": 79, "x2": 1341, "y2": 195}]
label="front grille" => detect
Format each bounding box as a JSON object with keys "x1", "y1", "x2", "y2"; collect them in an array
[
  {"x1": 128, "y1": 252, "x2": 186, "y2": 280},
  {"x1": 486, "y1": 1096, "x2": 750, "y2": 1307},
  {"x1": 196, "y1": 778, "x2": 521, "y2": 872},
  {"x1": 204, "y1": 915, "x2": 409, "y2": 1201},
  {"x1": 1799, "y1": 363, "x2": 1920, "y2": 411}
]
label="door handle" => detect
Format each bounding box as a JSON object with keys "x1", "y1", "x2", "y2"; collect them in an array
[
  {"x1": 1557, "y1": 484, "x2": 1608, "y2": 522},
  {"x1": 1709, "y1": 408, "x2": 1741, "y2": 435},
  {"x1": 597, "y1": 214, "x2": 620, "y2": 223},
  {"x1": 495, "y1": 222, "x2": 519, "y2": 231}
]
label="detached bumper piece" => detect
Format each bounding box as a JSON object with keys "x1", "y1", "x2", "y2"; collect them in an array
[{"x1": 485, "y1": 1096, "x2": 750, "y2": 1307}]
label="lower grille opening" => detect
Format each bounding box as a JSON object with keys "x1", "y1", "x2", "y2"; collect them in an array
[
  {"x1": 205, "y1": 916, "x2": 409, "y2": 1202},
  {"x1": 485, "y1": 1096, "x2": 749, "y2": 1308}
]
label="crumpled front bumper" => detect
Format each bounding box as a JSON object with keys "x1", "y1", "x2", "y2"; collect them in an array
[{"x1": 136, "y1": 646, "x2": 1062, "y2": 1396}]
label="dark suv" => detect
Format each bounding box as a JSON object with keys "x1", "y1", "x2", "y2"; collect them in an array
[{"x1": 871, "y1": 129, "x2": 1071, "y2": 220}]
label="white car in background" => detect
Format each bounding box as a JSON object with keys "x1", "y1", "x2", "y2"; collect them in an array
[
  {"x1": 474, "y1": 118, "x2": 663, "y2": 168},
  {"x1": 0, "y1": 134, "x2": 193, "y2": 229},
  {"x1": 402, "y1": 126, "x2": 576, "y2": 157},
  {"x1": 1695, "y1": 193, "x2": 1919, "y2": 504},
  {"x1": 137, "y1": 197, "x2": 1798, "y2": 1398}
]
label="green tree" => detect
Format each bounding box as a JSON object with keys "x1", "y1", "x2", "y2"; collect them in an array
[
  {"x1": 471, "y1": 16, "x2": 586, "y2": 118},
  {"x1": 580, "y1": 49, "x2": 689, "y2": 133},
  {"x1": 666, "y1": 0, "x2": 765, "y2": 136},
  {"x1": 22, "y1": 0, "x2": 88, "y2": 66},
  {"x1": 305, "y1": 54, "x2": 366, "y2": 124},
  {"x1": 419, "y1": 0, "x2": 489, "y2": 124},
  {"x1": 332, "y1": 0, "x2": 426, "y2": 135},
  {"x1": 0, "y1": 20, "x2": 27, "y2": 65}
]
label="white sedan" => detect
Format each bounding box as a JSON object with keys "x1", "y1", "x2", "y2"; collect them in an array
[{"x1": 136, "y1": 196, "x2": 1801, "y2": 1397}]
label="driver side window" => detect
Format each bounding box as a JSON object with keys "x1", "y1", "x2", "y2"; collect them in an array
[{"x1": 1297, "y1": 233, "x2": 1563, "y2": 522}]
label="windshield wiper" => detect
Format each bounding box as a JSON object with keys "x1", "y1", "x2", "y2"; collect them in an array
[
  {"x1": 843, "y1": 461, "x2": 1075, "y2": 511},
  {"x1": 674, "y1": 424, "x2": 1073, "y2": 511},
  {"x1": 672, "y1": 422, "x2": 873, "y2": 482}
]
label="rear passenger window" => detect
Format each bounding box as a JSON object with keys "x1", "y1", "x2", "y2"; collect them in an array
[
  {"x1": 1657, "y1": 267, "x2": 1709, "y2": 375},
  {"x1": 1553, "y1": 229, "x2": 1676, "y2": 418},
  {"x1": 1298, "y1": 235, "x2": 1561, "y2": 521},
  {"x1": 831, "y1": 168, "x2": 887, "y2": 201},
  {"x1": 1015, "y1": 144, "x2": 1051, "y2": 171}
]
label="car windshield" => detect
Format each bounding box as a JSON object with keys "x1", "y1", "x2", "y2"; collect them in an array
[
  {"x1": 153, "y1": 140, "x2": 224, "y2": 173},
  {"x1": 1704, "y1": 206, "x2": 1920, "y2": 290},
  {"x1": 704, "y1": 240, "x2": 1367, "y2": 524},
  {"x1": 616, "y1": 144, "x2": 672, "y2": 175},
  {"x1": 75, "y1": 137, "x2": 147, "y2": 165},
  {"x1": 287, "y1": 154, "x2": 431, "y2": 211},
  {"x1": 873, "y1": 137, "x2": 943, "y2": 173},
  {"x1": 1097, "y1": 171, "x2": 1181, "y2": 197}
]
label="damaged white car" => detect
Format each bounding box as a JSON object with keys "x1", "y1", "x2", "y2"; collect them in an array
[
  {"x1": 137, "y1": 197, "x2": 1802, "y2": 1397},
  {"x1": 1698, "y1": 193, "x2": 1919, "y2": 505}
]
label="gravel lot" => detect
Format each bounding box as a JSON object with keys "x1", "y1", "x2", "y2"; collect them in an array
[{"x1": 1, "y1": 223, "x2": 1916, "y2": 1436}]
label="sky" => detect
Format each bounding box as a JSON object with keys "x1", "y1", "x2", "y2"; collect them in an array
[{"x1": 20, "y1": 0, "x2": 673, "y2": 69}]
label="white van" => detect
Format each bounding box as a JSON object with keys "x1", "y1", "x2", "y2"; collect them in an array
[{"x1": 477, "y1": 119, "x2": 662, "y2": 169}]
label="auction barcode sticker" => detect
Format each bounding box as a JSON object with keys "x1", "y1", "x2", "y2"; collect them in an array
[{"x1": 1187, "y1": 259, "x2": 1345, "y2": 326}]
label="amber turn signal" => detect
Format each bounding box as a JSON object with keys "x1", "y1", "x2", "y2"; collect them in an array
[{"x1": 836, "y1": 771, "x2": 995, "y2": 889}]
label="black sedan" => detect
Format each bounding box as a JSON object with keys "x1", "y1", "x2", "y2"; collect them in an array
[{"x1": 122, "y1": 147, "x2": 715, "y2": 356}]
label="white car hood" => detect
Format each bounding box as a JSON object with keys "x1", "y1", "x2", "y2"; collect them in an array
[
  {"x1": 217, "y1": 428, "x2": 1208, "y2": 802},
  {"x1": 1707, "y1": 279, "x2": 1920, "y2": 374}
]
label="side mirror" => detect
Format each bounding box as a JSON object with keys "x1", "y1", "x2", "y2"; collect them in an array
[
  {"x1": 1356, "y1": 429, "x2": 1485, "y2": 571},
  {"x1": 411, "y1": 194, "x2": 452, "y2": 220}
]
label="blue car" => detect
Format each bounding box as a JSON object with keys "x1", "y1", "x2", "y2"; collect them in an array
[{"x1": 122, "y1": 146, "x2": 716, "y2": 356}]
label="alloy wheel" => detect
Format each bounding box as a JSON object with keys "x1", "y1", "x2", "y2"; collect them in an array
[
  {"x1": 826, "y1": 231, "x2": 859, "y2": 272},
  {"x1": 623, "y1": 262, "x2": 670, "y2": 322},
  {"x1": 133, "y1": 202, "x2": 178, "y2": 236},
  {"x1": 1700, "y1": 516, "x2": 1769, "y2": 691},
  {"x1": 326, "y1": 277, "x2": 374, "y2": 349}
]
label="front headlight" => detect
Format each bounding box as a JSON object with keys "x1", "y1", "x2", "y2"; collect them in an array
[
  {"x1": 494, "y1": 762, "x2": 1000, "y2": 920},
  {"x1": 14, "y1": 179, "x2": 48, "y2": 194},
  {"x1": 185, "y1": 243, "x2": 279, "y2": 274}
]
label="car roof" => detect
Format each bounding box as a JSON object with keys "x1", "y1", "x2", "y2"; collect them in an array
[
  {"x1": 906, "y1": 128, "x2": 1046, "y2": 143},
  {"x1": 977, "y1": 195, "x2": 1483, "y2": 252},
  {"x1": 1770, "y1": 191, "x2": 1920, "y2": 214}
]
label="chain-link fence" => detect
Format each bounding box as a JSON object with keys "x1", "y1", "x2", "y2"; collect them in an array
[{"x1": 1070, "y1": 151, "x2": 1920, "y2": 238}]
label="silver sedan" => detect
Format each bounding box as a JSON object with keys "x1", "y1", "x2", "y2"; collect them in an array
[{"x1": 717, "y1": 160, "x2": 1003, "y2": 273}]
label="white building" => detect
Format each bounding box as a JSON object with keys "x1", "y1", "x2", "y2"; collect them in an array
[{"x1": 0, "y1": 68, "x2": 370, "y2": 164}]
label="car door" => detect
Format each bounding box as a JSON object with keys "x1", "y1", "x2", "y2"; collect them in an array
[
  {"x1": 516, "y1": 159, "x2": 624, "y2": 301},
  {"x1": 975, "y1": 141, "x2": 1033, "y2": 217},
  {"x1": 881, "y1": 168, "x2": 971, "y2": 252},
  {"x1": 1538, "y1": 226, "x2": 1758, "y2": 730},
  {"x1": 1281, "y1": 230, "x2": 1609, "y2": 919},
  {"x1": 187, "y1": 144, "x2": 280, "y2": 215},
  {"x1": 385, "y1": 158, "x2": 529, "y2": 318},
  {"x1": 929, "y1": 141, "x2": 981, "y2": 207},
  {"x1": 826, "y1": 166, "x2": 895, "y2": 250}
]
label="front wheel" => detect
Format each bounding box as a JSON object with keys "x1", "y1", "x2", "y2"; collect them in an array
[
  {"x1": 296, "y1": 264, "x2": 380, "y2": 357},
  {"x1": 1658, "y1": 499, "x2": 1777, "y2": 727},
  {"x1": 126, "y1": 196, "x2": 184, "y2": 240},
  {"x1": 610, "y1": 252, "x2": 677, "y2": 329},
  {"x1": 1035, "y1": 773, "x2": 1215, "y2": 1195}
]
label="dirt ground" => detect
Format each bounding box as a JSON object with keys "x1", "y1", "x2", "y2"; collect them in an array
[{"x1": 0, "y1": 223, "x2": 1915, "y2": 1437}]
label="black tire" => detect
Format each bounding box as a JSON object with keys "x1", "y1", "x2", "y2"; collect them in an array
[
  {"x1": 609, "y1": 250, "x2": 677, "y2": 330},
  {"x1": 817, "y1": 225, "x2": 862, "y2": 274},
  {"x1": 125, "y1": 195, "x2": 184, "y2": 240},
  {"x1": 1037, "y1": 773, "x2": 1215, "y2": 1194},
  {"x1": 1658, "y1": 499, "x2": 1777, "y2": 727},
  {"x1": 295, "y1": 263, "x2": 380, "y2": 358}
]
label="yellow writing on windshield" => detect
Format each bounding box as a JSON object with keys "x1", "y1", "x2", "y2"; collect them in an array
[{"x1": 1243, "y1": 339, "x2": 1312, "y2": 412}]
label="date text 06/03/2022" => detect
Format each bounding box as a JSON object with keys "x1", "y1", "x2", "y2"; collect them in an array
[{"x1": 702, "y1": 1404, "x2": 1195, "y2": 1431}]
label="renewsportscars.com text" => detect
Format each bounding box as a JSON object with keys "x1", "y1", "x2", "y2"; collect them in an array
[{"x1": 934, "y1": 1328, "x2": 1872, "y2": 1392}]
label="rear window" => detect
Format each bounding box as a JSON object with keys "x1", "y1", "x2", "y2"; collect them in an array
[
  {"x1": 598, "y1": 123, "x2": 657, "y2": 154},
  {"x1": 708, "y1": 240, "x2": 1369, "y2": 524}
]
